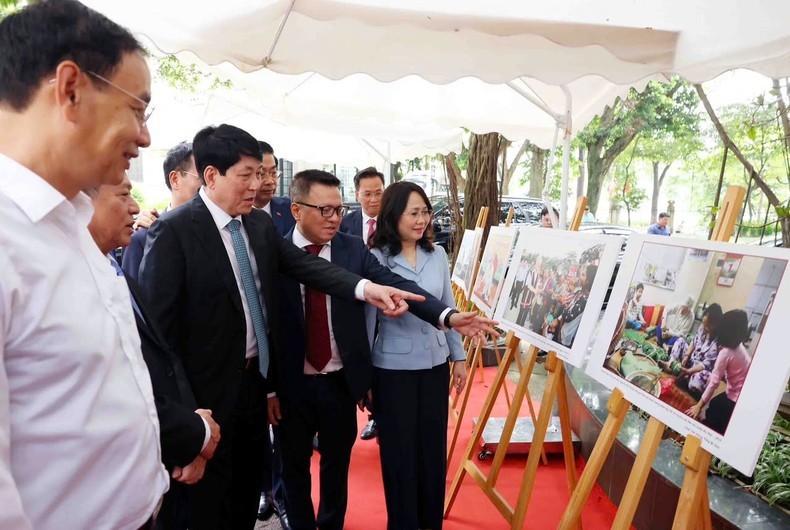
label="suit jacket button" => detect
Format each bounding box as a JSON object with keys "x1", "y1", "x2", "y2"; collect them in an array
[
  {"x1": 166, "y1": 368, "x2": 174, "y2": 377},
  {"x1": 421, "y1": 327, "x2": 428, "y2": 334},
  {"x1": 424, "y1": 342, "x2": 430, "y2": 350}
]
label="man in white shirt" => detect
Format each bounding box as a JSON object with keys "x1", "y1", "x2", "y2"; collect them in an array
[{"x1": 0, "y1": 1, "x2": 167, "y2": 529}]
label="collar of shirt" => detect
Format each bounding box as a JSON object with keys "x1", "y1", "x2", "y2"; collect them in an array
[
  {"x1": 0, "y1": 153, "x2": 94, "y2": 226},
  {"x1": 261, "y1": 202, "x2": 272, "y2": 216},
  {"x1": 200, "y1": 187, "x2": 242, "y2": 230},
  {"x1": 293, "y1": 226, "x2": 333, "y2": 251},
  {"x1": 362, "y1": 211, "x2": 377, "y2": 226}
]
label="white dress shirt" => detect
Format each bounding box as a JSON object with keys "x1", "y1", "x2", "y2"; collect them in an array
[
  {"x1": 200, "y1": 188, "x2": 266, "y2": 359},
  {"x1": 292, "y1": 229, "x2": 344, "y2": 374},
  {"x1": 260, "y1": 201, "x2": 272, "y2": 216},
  {"x1": 0, "y1": 154, "x2": 168, "y2": 530}
]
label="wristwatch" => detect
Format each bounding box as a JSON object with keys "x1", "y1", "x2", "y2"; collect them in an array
[{"x1": 444, "y1": 309, "x2": 459, "y2": 328}]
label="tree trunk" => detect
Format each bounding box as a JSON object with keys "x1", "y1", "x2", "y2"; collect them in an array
[
  {"x1": 585, "y1": 128, "x2": 640, "y2": 215},
  {"x1": 502, "y1": 139, "x2": 529, "y2": 195},
  {"x1": 697, "y1": 83, "x2": 790, "y2": 246},
  {"x1": 773, "y1": 78, "x2": 790, "y2": 158},
  {"x1": 465, "y1": 132, "x2": 502, "y2": 242},
  {"x1": 528, "y1": 144, "x2": 547, "y2": 198},
  {"x1": 443, "y1": 153, "x2": 464, "y2": 258},
  {"x1": 650, "y1": 161, "x2": 672, "y2": 222},
  {"x1": 577, "y1": 146, "x2": 586, "y2": 197}
]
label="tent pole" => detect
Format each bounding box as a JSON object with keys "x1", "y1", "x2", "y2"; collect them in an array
[
  {"x1": 262, "y1": 0, "x2": 297, "y2": 67},
  {"x1": 560, "y1": 85, "x2": 572, "y2": 229},
  {"x1": 542, "y1": 122, "x2": 561, "y2": 230},
  {"x1": 506, "y1": 81, "x2": 562, "y2": 121}
]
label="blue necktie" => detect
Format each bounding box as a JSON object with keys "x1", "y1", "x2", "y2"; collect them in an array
[
  {"x1": 226, "y1": 219, "x2": 270, "y2": 378},
  {"x1": 109, "y1": 254, "x2": 145, "y2": 322}
]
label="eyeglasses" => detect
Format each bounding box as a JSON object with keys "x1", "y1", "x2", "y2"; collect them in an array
[
  {"x1": 402, "y1": 209, "x2": 433, "y2": 220},
  {"x1": 359, "y1": 191, "x2": 383, "y2": 200},
  {"x1": 296, "y1": 201, "x2": 349, "y2": 219},
  {"x1": 85, "y1": 70, "x2": 154, "y2": 125},
  {"x1": 260, "y1": 169, "x2": 282, "y2": 178},
  {"x1": 180, "y1": 170, "x2": 200, "y2": 179}
]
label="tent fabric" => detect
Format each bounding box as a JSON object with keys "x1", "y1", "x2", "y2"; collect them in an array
[{"x1": 83, "y1": 0, "x2": 790, "y2": 84}]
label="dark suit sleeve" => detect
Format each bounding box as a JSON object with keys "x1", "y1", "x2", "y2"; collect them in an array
[
  {"x1": 138, "y1": 220, "x2": 185, "y2": 352},
  {"x1": 357, "y1": 240, "x2": 447, "y2": 327},
  {"x1": 276, "y1": 237, "x2": 363, "y2": 299},
  {"x1": 153, "y1": 391, "x2": 206, "y2": 469},
  {"x1": 121, "y1": 228, "x2": 147, "y2": 281}
]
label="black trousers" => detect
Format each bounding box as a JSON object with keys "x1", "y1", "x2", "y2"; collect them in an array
[
  {"x1": 188, "y1": 369, "x2": 268, "y2": 530},
  {"x1": 374, "y1": 362, "x2": 450, "y2": 530},
  {"x1": 278, "y1": 372, "x2": 358, "y2": 530}
]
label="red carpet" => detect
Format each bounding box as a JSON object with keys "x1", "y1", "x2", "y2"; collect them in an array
[{"x1": 310, "y1": 366, "x2": 628, "y2": 529}]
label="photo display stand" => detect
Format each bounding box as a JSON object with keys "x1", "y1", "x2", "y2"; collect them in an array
[
  {"x1": 557, "y1": 185, "x2": 747, "y2": 530},
  {"x1": 447, "y1": 207, "x2": 527, "y2": 466},
  {"x1": 445, "y1": 196, "x2": 589, "y2": 530}
]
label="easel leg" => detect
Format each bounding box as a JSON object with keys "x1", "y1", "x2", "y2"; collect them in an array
[
  {"x1": 671, "y1": 436, "x2": 712, "y2": 530},
  {"x1": 557, "y1": 388, "x2": 629, "y2": 530},
  {"x1": 492, "y1": 339, "x2": 512, "y2": 409},
  {"x1": 444, "y1": 333, "x2": 518, "y2": 518},
  {"x1": 510, "y1": 353, "x2": 563, "y2": 530},
  {"x1": 556, "y1": 362, "x2": 581, "y2": 529},
  {"x1": 447, "y1": 340, "x2": 483, "y2": 465},
  {"x1": 611, "y1": 417, "x2": 665, "y2": 530}
]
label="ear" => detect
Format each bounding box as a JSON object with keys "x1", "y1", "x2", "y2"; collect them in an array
[
  {"x1": 203, "y1": 166, "x2": 219, "y2": 189},
  {"x1": 291, "y1": 201, "x2": 301, "y2": 221},
  {"x1": 52, "y1": 61, "x2": 87, "y2": 123},
  {"x1": 169, "y1": 170, "x2": 180, "y2": 190}
]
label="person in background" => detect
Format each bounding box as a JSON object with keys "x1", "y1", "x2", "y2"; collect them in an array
[
  {"x1": 625, "y1": 283, "x2": 647, "y2": 330},
  {"x1": 540, "y1": 205, "x2": 558, "y2": 228},
  {"x1": 557, "y1": 263, "x2": 597, "y2": 347},
  {"x1": 122, "y1": 141, "x2": 201, "y2": 280},
  {"x1": 339, "y1": 166, "x2": 386, "y2": 442},
  {"x1": 254, "y1": 140, "x2": 295, "y2": 236},
  {"x1": 0, "y1": 2, "x2": 168, "y2": 528},
  {"x1": 582, "y1": 205, "x2": 595, "y2": 223},
  {"x1": 647, "y1": 212, "x2": 672, "y2": 236},
  {"x1": 686, "y1": 309, "x2": 752, "y2": 435},
  {"x1": 366, "y1": 181, "x2": 473, "y2": 530}
]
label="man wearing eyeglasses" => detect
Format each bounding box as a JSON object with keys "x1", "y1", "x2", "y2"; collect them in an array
[
  {"x1": 122, "y1": 141, "x2": 202, "y2": 280},
  {"x1": 0, "y1": 2, "x2": 167, "y2": 529},
  {"x1": 268, "y1": 170, "x2": 497, "y2": 530},
  {"x1": 254, "y1": 141, "x2": 295, "y2": 236}
]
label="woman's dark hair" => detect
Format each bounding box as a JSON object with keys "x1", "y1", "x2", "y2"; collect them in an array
[
  {"x1": 582, "y1": 264, "x2": 597, "y2": 291},
  {"x1": 370, "y1": 181, "x2": 434, "y2": 256},
  {"x1": 702, "y1": 303, "x2": 723, "y2": 328},
  {"x1": 716, "y1": 309, "x2": 750, "y2": 349},
  {"x1": 635, "y1": 282, "x2": 644, "y2": 291}
]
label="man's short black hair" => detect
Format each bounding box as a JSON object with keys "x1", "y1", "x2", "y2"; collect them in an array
[
  {"x1": 162, "y1": 142, "x2": 193, "y2": 190},
  {"x1": 540, "y1": 206, "x2": 559, "y2": 217},
  {"x1": 290, "y1": 169, "x2": 340, "y2": 203},
  {"x1": 258, "y1": 140, "x2": 278, "y2": 166},
  {"x1": 658, "y1": 212, "x2": 670, "y2": 219},
  {"x1": 193, "y1": 124, "x2": 262, "y2": 183},
  {"x1": 0, "y1": 0, "x2": 144, "y2": 110},
  {"x1": 353, "y1": 167, "x2": 385, "y2": 190}
]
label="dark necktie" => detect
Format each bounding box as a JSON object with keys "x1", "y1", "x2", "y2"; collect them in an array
[
  {"x1": 366, "y1": 217, "x2": 376, "y2": 243},
  {"x1": 304, "y1": 244, "x2": 332, "y2": 372}
]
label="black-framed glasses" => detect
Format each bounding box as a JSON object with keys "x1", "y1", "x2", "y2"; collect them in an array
[
  {"x1": 296, "y1": 201, "x2": 349, "y2": 218},
  {"x1": 86, "y1": 70, "x2": 154, "y2": 125}
]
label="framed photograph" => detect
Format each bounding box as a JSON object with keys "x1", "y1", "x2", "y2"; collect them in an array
[
  {"x1": 493, "y1": 226, "x2": 622, "y2": 367},
  {"x1": 450, "y1": 228, "x2": 484, "y2": 297},
  {"x1": 586, "y1": 235, "x2": 790, "y2": 475},
  {"x1": 471, "y1": 226, "x2": 518, "y2": 318},
  {"x1": 716, "y1": 254, "x2": 742, "y2": 287}
]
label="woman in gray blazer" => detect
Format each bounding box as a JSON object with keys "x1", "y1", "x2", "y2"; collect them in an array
[{"x1": 366, "y1": 181, "x2": 466, "y2": 530}]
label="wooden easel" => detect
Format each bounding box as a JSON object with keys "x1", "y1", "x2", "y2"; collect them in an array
[
  {"x1": 447, "y1": 207, "x2": 525, "y2": 462},
  {"x1": 444, "y1": 197, "x2": 589, "y2": 530},
  {"x1": 557, "y1": 185, "x2": 746, "y2": 530}
]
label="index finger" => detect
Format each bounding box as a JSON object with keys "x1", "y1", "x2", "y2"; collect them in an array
[{"x1": 392, "y1": 289, "x2": 426, "y2": 302}]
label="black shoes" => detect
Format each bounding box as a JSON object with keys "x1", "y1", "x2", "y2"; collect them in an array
[
  {"x1": 360, "y1": 419, "x2": 378, "y2": 440},
  {"x1": 276, "y1": 501, "x2": 291, "y2": 530},
  {"x1": 257, "y1": 492, "x2": 275, "y2": 521}
]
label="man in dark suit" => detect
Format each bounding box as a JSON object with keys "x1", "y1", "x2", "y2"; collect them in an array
[
  {"x1": 122, "y1": 141, "x2": 202, "y2": 280},
  {"x1": 339, "y1": 167, "x2": 386, "y2": 440},
  {"x1": 138, "y1": 124, "x2": 466, "y2": 530},
  {"x1": 339, "y1": 166, "x2": 385, "y2": 246},
  {"x1": 254, "y1": 140, "x2": 295, "y2": 236},
  {"x1": 269, "y1": 169, "x2": 483, "y2": 530},
  {"x1": 86, "y1": 174, "x2": 221, "y2": 530}
]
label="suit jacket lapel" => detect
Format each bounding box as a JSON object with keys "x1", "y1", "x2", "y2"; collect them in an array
[
  {"x1": 190, "y1": 196, "x2": 243, "y2": 314},
  {"x1": 392, "y1": 247, "x2": 429, "y2": 275}
]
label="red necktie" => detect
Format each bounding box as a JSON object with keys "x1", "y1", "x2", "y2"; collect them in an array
[
  {"x1": 304, "y1": 244, "x2": 332, "y2": 372},
  {"x1": 366, "y1": 218, "x2": 376, "y2": 243}
]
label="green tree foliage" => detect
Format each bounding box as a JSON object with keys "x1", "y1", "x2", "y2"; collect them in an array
[{"x1": 577, "y1": 78, "x2": 692, "y2": 217}]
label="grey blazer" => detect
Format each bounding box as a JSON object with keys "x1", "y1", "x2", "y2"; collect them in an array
[{"x1": 366, "y1": 245, "x2": 464, "y2": 370}]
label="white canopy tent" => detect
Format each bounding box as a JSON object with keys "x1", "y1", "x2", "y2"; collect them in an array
[{"x1": 83, "y1": 0, "x2": 790, "y2": 227}]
